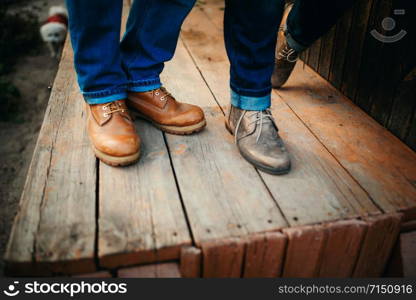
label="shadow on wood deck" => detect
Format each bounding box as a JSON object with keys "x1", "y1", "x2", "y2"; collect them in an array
[{"x1": 4, "y1": 0, "x2": 416, "y2": 277}]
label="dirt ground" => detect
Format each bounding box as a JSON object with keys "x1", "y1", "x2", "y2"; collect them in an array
[{"x1": 0, "y1": 0, "x2": 64, "y2": 276}]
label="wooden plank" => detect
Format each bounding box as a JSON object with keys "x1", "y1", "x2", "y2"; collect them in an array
[
  {"x1": 306, "y1": 38, "x2": 322, "y2": 72},
  {"x1": 167, "y1": 109, "x2": 288, "y2": 241},
  {"x1": 161, "y1": 39, "x2": 216, "y2": 108},
  {"x1": 276, "y1": 63, "x2": 416, "y2": 220},
  {"x1": 354, "y1": 0, "x2": 392, "y2": 114},
  {"x1": 329, "y1": 6, "x2": 354, "y2": 89},
  {"x1": 198, "y1": 0, "x2": 224, "y2": 31},
  {"x1": 264, "y1": 95, "x2": 379, "y2": 226},
  {"x1": 317, "y1": 25, "x2": 336, "y2": 80},
  {"x1": 201, "y1": 238, "x2": 245, "y2": 278},
  {"x1": 98, "y1": 120, "x2": 191, "y2": 269},
  {"x1": 180, "y1": 246, "x2": 202, "y2": 278},
  {"x1": 341, "y1": 0, "x2": 373, "y2": 100},
  {"x1": 353, "y1": 213, "x2": 402, "y2": 277},
  {"x1": 387, "y1": 67, "x2": 416, "y2": 144},
  {"x1": 118, "y1": 262, "x2": 181, "y2": 278},
  {"x1": 98, "y1": 14, "x2": 196, "y2": 269},
  {"x1": 401, "y1": 220, "x2": 416, "y2": 232},
  {"x1": 282, "y1": 225, "x2": 327, "y2": 277},
  {"x1": 243, "y1": 232, "x2": 287, "y2": 278},
  {"x1": 318, "y1": 220, "x2": 367, "y2": 277},
  {"x1": 4, "y1": 39, "x2": 97, "y2": 276},
  {"x1": 74, "y1": 271, "x2": 112, "y2": 278},
  {"x1": 156, "y1": 262, "x2": 182, "y2": 278},
  {"x1": 181, "y1": 6, "x2": 229, "y2": 108},
  {"x1": 182, "y1": 6, "x2": 379, "y2": 228},
  {"x1": 401, "y1": 231, "x2": 416, "y2": 277}
]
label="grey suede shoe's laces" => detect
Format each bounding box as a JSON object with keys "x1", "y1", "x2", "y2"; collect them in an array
[
  {"x1": 235, "y1": 109, "x2": 275, "y2": 144},
  {"x1": 277, "y1": 45, "x2": 298, "y2": 63}
]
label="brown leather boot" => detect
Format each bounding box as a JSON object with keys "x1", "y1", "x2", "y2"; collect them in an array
[
  {"x1": 87, "y1": 100, "x2": 140, "y2": 166},
  {"x1": 127, "y1": 87, "x2": 206, "y2": 135}
]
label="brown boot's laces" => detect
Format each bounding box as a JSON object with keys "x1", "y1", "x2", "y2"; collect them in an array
[
  {"x1": 153, "y1": 87, "x2": 172, "y2": 102},
  {"x1": 102, "y1": 102, "x2": 126, "y2": 117}
]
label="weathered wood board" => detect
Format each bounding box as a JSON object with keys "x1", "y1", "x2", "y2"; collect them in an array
[
  {"x1": 4, "y1": 0, "x2": 415, "y2": 278},
  {"x1": 4, "y1": 41, "x2": 97, "y2": 276}
]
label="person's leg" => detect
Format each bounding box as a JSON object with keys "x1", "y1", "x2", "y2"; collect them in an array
[
  {"x1": 286, "y1": 0, "x2": 355, "y2": 52},
  {"x1": 66, "y1": 0, "x2": 140, "y2": 166},
  {"x1": 272, "y1": 0, "x2": 355, "y2": 88},
  {"x1": 224, "y1": 0, "x2": 291, "y2": 175},
  {"x1": 224, "y1": 0, "x2": 285, "y2": 110},
  {"x1": 121, "y1": 0, "x2": 195, "y2": 92},
  {"x1": 66, "y1": 0, "x2": 128, "y2": 104},
  {"x1": 123, "y1": 0, "x2": 206, "y2": 135}
]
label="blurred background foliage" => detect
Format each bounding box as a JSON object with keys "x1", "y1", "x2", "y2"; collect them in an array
[{"x1": 0, "y1": 0, "x2": 42, "y2": 121}]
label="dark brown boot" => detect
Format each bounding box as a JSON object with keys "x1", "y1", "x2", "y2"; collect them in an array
[
  {"x1": 225, "y1": 105, "x2": 291, "y2": 175},
  {"x1": 271, "y1": 38, "x2": 299, "y2": 89},
  {"x1": 127, "y1": 87, "x2": 206, "y2": 135}
]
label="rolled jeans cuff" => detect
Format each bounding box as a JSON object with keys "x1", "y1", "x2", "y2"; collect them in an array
[
  {"x1": 231, "y1": 89, "x2": 271, "y2": 111},
  {"x1": 83, "y1": 89, "x2": 127, "y2": 105},
  {"x1": 285, "y1": 31, "x2": 308, "y2": 53},
  {"x1": 128, "y1": 77, "x2": 162, "y2": 92}
]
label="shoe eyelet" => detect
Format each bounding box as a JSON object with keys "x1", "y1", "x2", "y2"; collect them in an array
[
  {"x1": 102, "y1": 106, "x2": 107, "y2": 110},
  {"x1": 155, "y1": 92, "x2": 160, "y2": 96},
  {"x1": 103, "y1": 113, "x2": 108, "y2": 117}
]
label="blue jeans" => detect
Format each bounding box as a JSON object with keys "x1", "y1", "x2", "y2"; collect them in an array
[
  {"x1": 66, "y1": 0, "x2": 195, "y2": 104},
  {"x1": 227, "y1": 0, "x2": 354, "y2": 110},
  {"x1": 67, "y1": 0, "x2": 353, "y2": 107}
]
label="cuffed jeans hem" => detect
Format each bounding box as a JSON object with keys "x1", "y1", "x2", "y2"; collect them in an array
[
  {"x1": 231, "y1": 89, "x2": 271, "y2": 111},
  {"x1": 128, "y1": 82, "x2": 161, "y2": 92},
  {"x1": 84, "y1": 92, "x2": 127, "y2": 105},
  {"x1": 128, "y1": 77, "x2": 162, "y2": 92},
  {"x1": 285, "y1": 31, "x2": 308, "y2": 53}
]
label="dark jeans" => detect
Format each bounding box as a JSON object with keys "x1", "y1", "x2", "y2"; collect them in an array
[
  {"x1": 227, "y1": 0, "x2": 355, "y2": 110},
  {"x1": 66, "y1": 0, "x2": 353, "y2": 107}
]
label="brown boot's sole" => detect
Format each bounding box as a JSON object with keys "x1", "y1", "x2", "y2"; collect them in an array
[
  {"x1": 132, "y1": 111, "x2": 206, "y2": 135},
  {"x1": 93, "y1": 147, "x2": 140, "y2": 167}
]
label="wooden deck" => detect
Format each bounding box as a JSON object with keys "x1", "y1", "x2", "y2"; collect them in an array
[{"x1": 4, "y1": 0, "x2": 416, "y2": 277}]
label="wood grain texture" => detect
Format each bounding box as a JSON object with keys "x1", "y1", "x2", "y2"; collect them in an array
[
  {"x1": 329, "y1": 6, "x2": 354, "y2": 89},
  {"x1": 282, "y1": 225, "x2": 327, "y2": 277},
  {"x1": 118, "y1": 262, "x2": 181, "y2": 278},
  {"x1": 243, "y1": 232, "x2": 287, "y2": 278},
  {"x1": 264, "y1": 95, "x2": 379, "y2": 226},
  {"x1": 201, "y1": 238, "x2": 245, "y2": 278},
  {"x1": 353, "y1": 213, "x2": 402, "y2": 277},
  {"x1": 387, "y1": 68, "x2": 416, "y2": 144},
  {"x1": 354, "y1": 0, "x2": 392, "y2": 114},
  {"x1": 4, "y1": 40, "x2": 97, "y2": 276},
  {"x1": 340, "y1": 0, "x2": 373, "y2": 100},
  {"x1": 400, "y1": 231, "x2": 416, "y2": 277},
  {"x1": 276, "y1": 63, "x2": 416, "y2": 219},
  {"x1": 98, "y1": 120, "x2": 191, "y2": 269},
  {"x1": 183, "y1": 5, "x2": 379, "y2": 229},
  {"x1": 307, "y1": 38, "x2": 322, "y2": 72},
  {"x1": 74, "y1": 271, "x2": 112, "y2": 278},
  {"x1": 161, "y1": 39, "x2": 215, "y2": 108},
  {"x1": 317, "y1": 25, "x2": 336, "y2": 80},
  {"x1": 167, "y1": 109, "x2": 288, "y2": 242},
  {"x1": 180, "y1": 246, "x2": 202, "y2": 278},
  {"x1": 318, "y1": 220, "x2": 367, "y2": 277}
]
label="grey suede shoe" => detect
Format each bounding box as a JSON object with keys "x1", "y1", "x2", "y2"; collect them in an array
[
  {"x1": 271, "y1": 38, "x2": 299, "y2": 89},
  {"x1": 225, "y1": 105, "x2": 291, "y2": 175}
]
